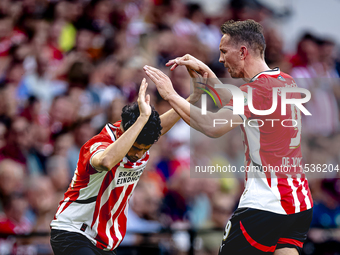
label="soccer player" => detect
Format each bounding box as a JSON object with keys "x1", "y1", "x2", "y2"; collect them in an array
[
  {"x1": 144, "y1": 20, "x2": 313, "y2": 255},
  {"x1": 50, "y1": 78, "x2": 190, "y2": 255}
]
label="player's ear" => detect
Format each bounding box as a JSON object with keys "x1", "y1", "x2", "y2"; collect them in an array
[
  {"x1": 120, "y1": 122, "x2": 124, "y2": 132},
  {"x1": 240, "y1": 46, "x2": 248, "y2": 60}
]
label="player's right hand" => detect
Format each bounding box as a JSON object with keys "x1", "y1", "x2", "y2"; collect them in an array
[
  {"x1": 137, "y1": 78, "x2": 151, "y2": 118},
  {"x1": 166, "y1": 54, "x2": 209, "y2": 104},
  {"x1": 165, "y1": 54, "x2": 209, "y2": 77}
]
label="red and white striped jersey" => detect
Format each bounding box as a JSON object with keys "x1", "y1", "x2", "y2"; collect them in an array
[
  {"x1": 50, "y1": 121, "x2": 149, "y2": 251},
  {"x1": 225, "y1": 68, "x2": 313, "y2": 215}
]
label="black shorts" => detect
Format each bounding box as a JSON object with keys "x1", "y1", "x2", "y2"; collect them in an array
[
  {"x1": 50, "y1": 229, "x2": 116, "y2": 255},
  {"x1": 219, "y1": 207, "x2": 313, "y2": 255}
]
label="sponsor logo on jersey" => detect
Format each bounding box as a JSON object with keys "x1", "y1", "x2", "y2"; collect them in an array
[{"x1": 115, "y1": 166, "x2": 146, "y2": 186}]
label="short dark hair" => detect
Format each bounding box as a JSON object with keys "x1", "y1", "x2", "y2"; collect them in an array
[
  {"x1": 220, "y1": 19, "x2": 266, "y2": 57},
  {"x1": 121, "y1": 102, "x2": 162, "y2": 145}
]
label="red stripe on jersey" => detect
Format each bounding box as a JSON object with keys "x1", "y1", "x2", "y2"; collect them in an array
[
  {"x1": 277, "y1": 238, "x2": 303, "y2": 248},
  {"x1": 293, "y1": 178, "x2": 307, "y2": 212},
  {"x1": 143, "y1": 153, "x2": 150, "y2": 162},
  {"x1": 95, "y1": 185, "x2": 124, "y2": 249},
  {"x1": 277, "y1": 178, "x2": 295, "y2": 214},
  {"x1": 114, "y1": 203, "x2": 128, "y2": 248},
  {"x1": 122, "y1": 162, "x2": 134, "y2": 168},
  {"x1": 240, "y1": 221, "x2": 277, "y2": 252},
  {"x1": 136, "y1": 153, "x2": 149, "y2": 166}
]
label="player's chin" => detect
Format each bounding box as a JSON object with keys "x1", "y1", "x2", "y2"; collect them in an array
[
  {"x1": 230, "y1": 72, "x2": 241, "y2": 78},
  {"x1": 127, "y1": 156, "x2": 138, "y2": 162},
  {"x1": 227, "y1": 68, "x2": 237, "y2": 78}
]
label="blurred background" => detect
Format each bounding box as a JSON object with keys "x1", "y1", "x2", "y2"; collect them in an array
[{"x1": 0, "y1": 0, "x2": 340, "y2": 254}]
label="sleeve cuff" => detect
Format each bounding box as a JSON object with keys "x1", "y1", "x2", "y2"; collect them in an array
[{"x1": 90, "y1": 149, "x2": 106, "y2": 172}]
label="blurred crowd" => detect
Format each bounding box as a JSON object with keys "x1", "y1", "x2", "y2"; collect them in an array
[{"x1": 0, "y1": 0, "x2": 340, "y2": 254}]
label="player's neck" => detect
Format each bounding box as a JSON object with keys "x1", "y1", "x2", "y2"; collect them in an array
[{"x1": 243, "y1": 58, "x2": 271, "y2": 82}]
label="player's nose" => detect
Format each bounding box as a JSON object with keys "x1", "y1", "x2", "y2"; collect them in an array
[{"x1": 135, "y1": 151, "x2": 144, "y2": 159}]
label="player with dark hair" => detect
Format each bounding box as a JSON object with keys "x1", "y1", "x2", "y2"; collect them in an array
[
  {"x1": 50, "y1": 78, "x2": 191, "y2": 255},
  {"x1": 144, "y1": 19, "x2": 313, "y2": 255}
]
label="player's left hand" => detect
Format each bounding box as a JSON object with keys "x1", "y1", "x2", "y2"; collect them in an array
[
  {"x1": 137, "y1": 78, "x2": 152, "y2": 118},
  {"x1": 143, "y1": 65, "x2": 177, "y2": 101}
]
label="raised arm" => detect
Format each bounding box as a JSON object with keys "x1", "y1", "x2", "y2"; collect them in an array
[
  {"x1": 91, "y1": 79, "x2": 151, "y2": 172},
  {"x1": 159, "y1": 107, "x2": 181, "y2": 136},
  {"x1": 144, "y1": 66, "x2": 242, "y2": 138},
  {"x1": 166, "y1": 54, "x2": 232, "y2": 106}
]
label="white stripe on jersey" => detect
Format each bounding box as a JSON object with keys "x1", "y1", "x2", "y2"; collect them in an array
[
  {"x1": 298, "y1": 177, "x2": 312, "y2": 209},
  {"x1": 287, "y1": 175, "x2": 301, "y2": 213},
  {"x1": 270, "y1": 171, "x2": 282, "y2": 202},
  {"x1": 105, "y1": 125, "x2": 116, "y2": 142}
]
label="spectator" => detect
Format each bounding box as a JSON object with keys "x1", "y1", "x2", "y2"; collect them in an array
[
  {"x1": 291, "y1": 34, "x2": 340, "y2": 136},
  {"x1": 0, "y1": 159, "x2": 25, "y2": 206},
  {"x1": 198, "y1": 192, "x2": 236, "y2": 255},
  {"x1": 67, "y1": 119, "x2": 96, "y2": 174}
]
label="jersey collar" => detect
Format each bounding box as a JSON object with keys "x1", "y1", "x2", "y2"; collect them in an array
[
  {"x1": 249, "y1": 67, "x2": 280, "y2": 82},
  {"x1": 106, "y1": 122, "x2": 123, "y2": 141}
]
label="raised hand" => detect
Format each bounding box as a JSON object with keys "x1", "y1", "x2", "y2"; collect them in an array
[
  {"x1": 165, "y1": 54, "x2": 210, "y2": 77},
  {"x1": 143, "y1": 65, "x2": 177, "y2": 101},
  {"x1": 137, "y1": 78, "x2": 151, "y2": 118}
]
